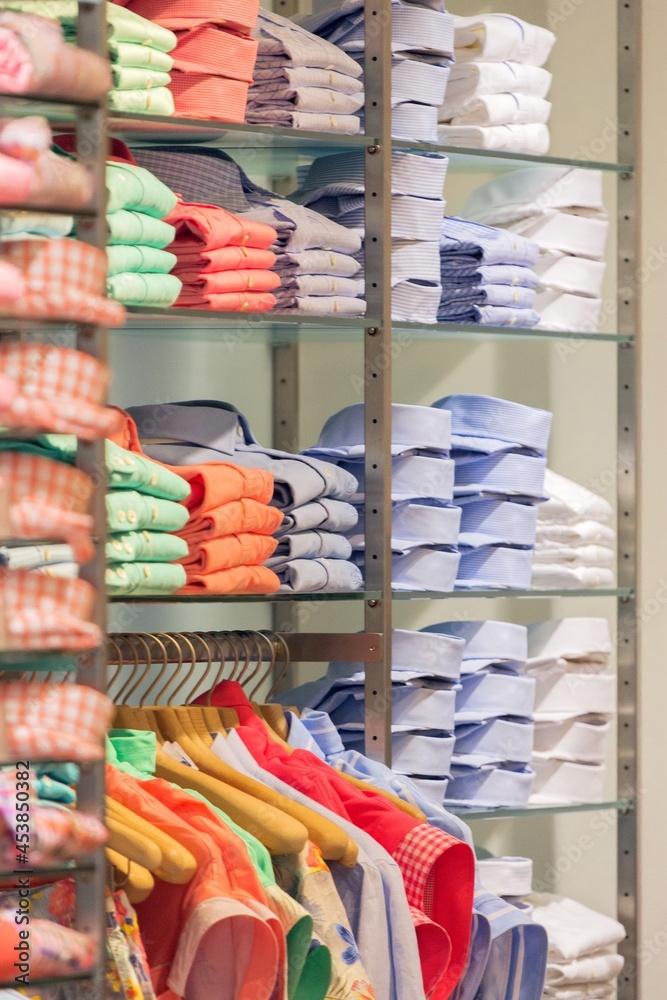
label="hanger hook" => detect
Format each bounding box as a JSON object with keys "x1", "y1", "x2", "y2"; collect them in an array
[{"x1": 266, "y1": 632, "x2": 292, "y2": 700}]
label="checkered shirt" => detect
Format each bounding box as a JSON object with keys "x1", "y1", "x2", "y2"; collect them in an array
[
  {"x1": 0, "y1": 453, "x2": 94, "y2": 562},
  {"x1": 172, "y1": 24, "x2": 258, "y2": 81},
  {"x1": 0, "y1": 343, "x2": 123, "y2": 440},
  {"x1": 168, "y1": 71, "x2": 249, "y2": 121},
  {"x1": 0, "y1": 238, "x2": 126, "y2": 326},
  {"x1": 128, "y1": 0, "x2": 260, "y2": 36},
  {"x1": 1, "y1": 680, "x2": 113, "y2": 761},
  {"x1": 1, "y1": 569, "x2": 102, "y2": 650}
]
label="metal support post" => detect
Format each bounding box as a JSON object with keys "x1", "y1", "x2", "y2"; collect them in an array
[
  {"x1": 362, "y1": 0, "x2": 393, "y2": 762},
  {"x1": 271, "y1": 342, "x2": 300, "y2": 639},
  {"x1": 72, "y1": 2, "x2": 110, "y2": 990},
  {"x1": 616, "y1": 1, "x2": 639, "y2": 995}
]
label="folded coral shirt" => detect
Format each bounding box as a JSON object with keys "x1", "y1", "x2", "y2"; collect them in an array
[
  {"x1": 180, "y1": 533, "x2": 277, "y2": 573},
  {"x1": 173, "y1": 268, "x2": 280, "y2": 295},
  {"x1": 172, "y1": 245, "x2": 277, "y2": 272},
  {"x1": 127, "y1": 0, "x2": 260, "y2": 35},
  {"x1": 159, "y1": 461, "x2": 274, "y2": 515},
  {"x1": 177, "y1": 564, "x2": 280, "y2": 594},
  {"x1": 168, "y1": 72, "x2": 249, "y2": 122},
  {"x1": 172, "y1": 24, "x2": 258, "y2": 81},
  {"x1": 175, "y1": 289, "x2": 276, "y2": 311},
  {"x1": 180, "y1": 497, "x2": 283, "y2": 542},
  {"x1": 168, "y1": 200, "x2": 277, "y2": 251}
]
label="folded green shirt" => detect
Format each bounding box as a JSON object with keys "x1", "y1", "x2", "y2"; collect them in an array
[
  {"x1": 109, "y1": 41, "x2": 174, "y2": 73},
  {"x1": 108, "y1": 88, "x2": 175, "y2": 116},
  {"x1": 111, "y1": 65, "x2": 171, "y2": 91},
  {"x1": 24, "y1": 1, "x2": 178, "y2": 52},
  {"x1": 106, "y1": 161, "x2": 177, "y2": 220},
  {"x1": 107, "y1": 271, "x2": 182, "y2": 307},
  {"x1": 0, "y1": 212, "x2": 73, "y2": 238},
  {"x1": 107, "y1": 210, "x2": 175, "y2": 249},
  {"x1": 106, "y1": 491, "x2": 189, "y2": 533},
  {"x1": 107, "y1": 531, "x2": 188, "y2": 564},
  {"x1": 106, "y1": 440, "x2": 189, "y2": 500},
  {"x1": 105, "y1": 560, "x2": 186, "y2": 596},
  {"x1": 107, "y1": 245, "x2": 177, "y2": 277}
]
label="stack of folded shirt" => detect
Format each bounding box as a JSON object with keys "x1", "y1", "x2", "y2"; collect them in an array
[
  {"x1": 54, "y1": 135, "x2": 182, "y2": 309},
  {"x1": 301, "y1": 0, "x2": 455, "y2": 142},
  {"x1": 10, "y1": 2, "x2": 176, "y2": 113},
  {"x1": 0, "y1": 437, "x2": 191, "y2": 597},
  {"x1": 0, "y1": 116, "x2": 92, "y2": 211},
  {"x1": 0, "y1": 570, "x2": 101, "y2": 650},
  {"x1": 532, "y1": 470, "x2": 615, "y2": 589},
  {"x1": 432, "y1": 395, "x2": 551, "y2": 589},
  {"x1": 126, "y1": 0, "x2": 258, "y2": 121},
  {"x1": 527, "y1": 618, "x2": 615, "y2": 805},
  {"x1": 439, "y1": 217, "x2": 541, "y2": 327},
  {"x1": 439, "y1": 14, "x2": 555, "y2": 154},
  {"x1": 305, "y1": 403, "x2": 461, "y2": 591},
  {"x1": 166, "y1": 200, "x2": 280, "y2": 312},
  {"x1": 247, "y1": 9, "x2": 364, "y2": 134},
  {"x1": 133, "y1": 145, "x2": 365, "y2": 318},
  {"x1": 0, "y1": 8, "x2": 110, "y2": 101},
  {"x1": 293, "y1": 151, "x2": 447, "y2": 323},
  {"x1": 276, "y1": 627, "x2": 464, "y2": 800},
  {"x1": 128, "y1": 400, "x2": 363, "y2": 594},
  {"x1": 423, "y1": 620, "x2": 536, "y2": 808},
  {"x1": 530, "y1": 895, "x2": 625, "y2": 1000},
  {"x1": 463, "y1": 167, "x2": 609, "y2": 332}
]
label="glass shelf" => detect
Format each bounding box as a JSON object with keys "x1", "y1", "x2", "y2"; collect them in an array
[
  {"x1": 394, "y1": 139, "x2": 634, "y2": 174},
  {"x1": 0, "y1": 650, "x2": 77, "y2": 669},
  {"x1": 393, "y1": 588, "x2": 632, "y2": 600},
  {"x1": 0, "y1": 95, "x2": 97, "y2": 121},
  {"x1": 451, "y1": 799, "x2": 634, "y2": 821},
  {"x1": 111, "y1": 591, "x2": 380, "y2": 604},
  {"x1": 0, "y1": 862, "x2": 95, "y2": 880},
  {"x1": 117, "y1": 310, "x2": 631, "y2": 345}
]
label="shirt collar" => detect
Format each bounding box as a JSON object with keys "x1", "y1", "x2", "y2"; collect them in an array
[
  {"x1": 295, "y1": 709, "x2": 345, "y2": 756},
  {"x1": 107, "y1": 729, "x2": 157, "y2": 779},
  {"x1": 433, "y1": 394, "x2": 552, "y2": 455},
  {"x1": 306, "y1": 402, "x2": 452, "y2": 458},
  {"x1": 128, "y1": 400, "x2": 258, "y2": 455},
  {"x1": 462, "y1": 166, "x2": 604, "y2": 226},
  {"x1": 285, "y1": 710, "x2": 327, "y2": 759},
  {"x1": 422, "y1": 620, "x2": 528, "y2": 671}
]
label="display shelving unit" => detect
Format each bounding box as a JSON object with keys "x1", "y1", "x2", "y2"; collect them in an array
[{"x1": 0, "y1": 0, "x2": 638, "y2": 997}]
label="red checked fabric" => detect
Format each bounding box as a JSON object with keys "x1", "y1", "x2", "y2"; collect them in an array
[
  {"x1": 127, "y1": 0, "x2": 260, "y2": 36},
  {"x1": 0, "y1": 344, "x2": 122, "y2": 440},
  {"x1": 0, "y1": 681, "x2": 113, "y2": 760},
  {"x1": 0, "y1": 570, "x2": 101, "y2": 650},
  {"x1": 0, "y1": 453, "x2": 94, "y2": 563},
  {"x1": 0, "y1": 771, "x2": 107, "y2": 867},
  {"x1": 168, "y1": 71, "x2": 249, "y2": 121},
  {"x1": 172, "y1": 24, "x2": 257, "y2": 80},
  {"x1": 0, "y1": 237, "x2": 125, "y2": 326}
]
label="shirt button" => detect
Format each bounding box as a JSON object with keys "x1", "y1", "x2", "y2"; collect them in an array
[
  {"x1": 112, "y1": 540, "x2": 122, "y2": 552},
  {"x1": 117, "y1": 510, "x2": 125, "y2": 522},
  {"x1": 127, "y1": 511, "x2": 138, "y2": 524},
  {"x1": 124, "y1": 543, "x2": 133, "y2": 554},
  {"x1": 151, "y1": 506, "x2": 158, "y2": 522},
  {"x1": 150, "y1": 473, "x2": 158, "y2": 486},
  {"x1": 143, "y1": 565, "x2": 151, "y2": 578},
  {"x1": 117, "y1": 568, "x2": 127, "y2": 579}
]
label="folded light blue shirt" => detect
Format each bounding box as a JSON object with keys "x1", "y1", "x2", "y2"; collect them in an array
[
  {"x1": 456, "y1": 545, "x2": 534, "y2": 589},
  {"x1": 455, "y1": 673, "x2": 536, "y2": 723},
  {"x1": 440, "y1": 216, "x2": 539, "y2": 268},
  {"x1": 432, "y1": 394, "x2": 552, "y2": 456},
  {"x1": 348, "y1": 502, "x2": 461, "y2": 553},
  {"x1": 453, "y1": 453, "x2": 547, "y2": 500},
  {"x1": 458, "y1": 498, "x2": 538, "y2": 548},
  {"x1": 338, "y1": 455, "x2": 456, "y2": 504},
  {"x1": 305, "y1": 402, "x2": 452, "y2": 460},
  {"x1": 421, "y1": 620, "x2": 527, "y2": 674},
  {"x1": 454, "y1": 717, "x2": 534, "y2": 764}
]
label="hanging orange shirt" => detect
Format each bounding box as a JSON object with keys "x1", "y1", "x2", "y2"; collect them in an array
[{"x1": 106, "y1": 765, "x2": 280, "y2": 1000}]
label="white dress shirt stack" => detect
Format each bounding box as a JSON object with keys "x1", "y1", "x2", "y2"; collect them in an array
[
  {"x1": 292, "y1": 150, "x2": 447, "y2": 323},
  {"x1": 526, "y1": 618, "x2": 615, "y2": 805},
  {"x1": 463, "y1": 167, "x2": 610, "y2": 333},
  {"x1": 438, "y1": 14, "x2": 555, "y2": 154},
  {"x1": 531, "y1": 470, "x2": 615, "y2": 589},
  {"x1": 301, "y1": 0, "x2": 455, "y2": 143},
  {"x1": 304, "y1": 403, "x2": 462, "y2": 591},
  {"x1": 530, "y1": 895, "x2": 625, "y2": 999}
]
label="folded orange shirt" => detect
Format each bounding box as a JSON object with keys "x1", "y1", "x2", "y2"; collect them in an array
[
  {"x1": 175, "y1": 290, "x2": 277, "y2": 312},
  {"x1": 174, "y1": 268, "x2": 281, "y2": 294},
  {"x1": 168, "y1": 72, "x2": 249, "y2": 123},
  {"x1": 173, "y1": 246, "x2": 277, "y2": 273},
  {"x1": 177, "y1": 564, "x2": 280, "y2": 595},
  {"x1": 168, "y1": 201, "x2": 277, "y2": 252},
  {"x1": 180, "y1": 533, "x2": 277, "y2": 574},
  {"x1": 161, "y1": 462, "x2": 274, "y2": 516},
  {"x1": 179, "y1": 497, "x2": 283, "y2": 543},
  {"x1": 172, "y1": 24, "x2": 258, "y2": 82}
]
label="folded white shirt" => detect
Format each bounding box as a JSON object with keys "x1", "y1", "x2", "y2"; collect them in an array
[
  {"x1": 453, "y1": 14, "x2": 556, "y2": 67},
  {"x1": 545, "y1": 952, "x2": 624, "y2": 986},
  {"x1": 536, "y1": 521, "x2": 616, "y2": 548},
  {"x1": 531, "y1": 564, "x2": 615, "y2": 588},
  {"x1": 530, "y1": 892, "x2": 625, "y2": 964},
  {"x1": 504, "y1": 210, "x2": 609, "y2": 261},
  {"x1": 527, "y1": 616, "x2": 612, "y2": 661},
  {"x1": 531, "y1": 669, "x2": 616, "y2": 721},
  {"x1": 533, "y1": 715, "x2": 610, "y2": 764},
  {"x1": 538, "y1": 470, "x2": 613, "y2": 525},
  {"x1": 544, "y1": 985, "x2": 614, "y2": 1000},
  {"x1": 442, "y1": 61, "x2": 552, "y2": 116},
  {"x1": 442, "y1": 93, "x2": 551, "y2": 127},
  {"x1": 536, "y1": 289, "x2": 603, "y2": 333},
  {"x1": 463, "y1": 167, "x2": 606, "y2": 226},
  {"x1": 477, "y1": 855, "x2": 533, "y2": 897},
  {"x1": 535, "y1": 253, "x2": 607, "y2": 297},
  {"x1": 437, "y1": 122, "x2": 550, "y2": 155},
  {"x1": 533, "y1": 543, "x2": 615, "y2": 567},
  {"x1": 530, "y1": 757, "x2": 605, "y2": 803}
]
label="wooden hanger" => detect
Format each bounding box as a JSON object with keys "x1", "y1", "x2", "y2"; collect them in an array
[
  {"x1": 106, "y1": 848, "x2": 154, "y2": 904},
  {"x1": 106, "y1": 797, "x2": 196, "y2": 884}
]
